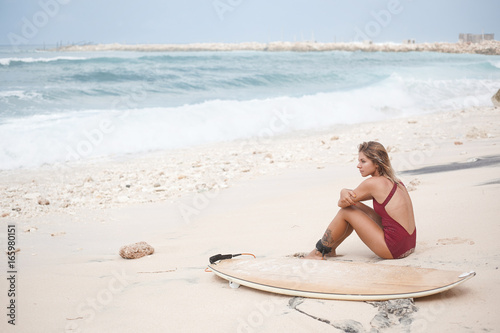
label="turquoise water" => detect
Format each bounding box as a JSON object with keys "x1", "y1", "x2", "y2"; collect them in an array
[{"x1": 1, "y1": 46, "x2": 499, "y2": 169}]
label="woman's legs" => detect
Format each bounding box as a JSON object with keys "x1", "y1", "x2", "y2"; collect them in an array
[
  {"x1": 320, "y1": 223, "x2": 353, "y2": 258},
  {"x1": 305, "y1": 204, "x2": 392, "y2": 259}
]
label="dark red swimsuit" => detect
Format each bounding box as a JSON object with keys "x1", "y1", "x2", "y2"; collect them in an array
[{"x1": 373, "y1": 182, "x2": 416, "y2": 259}]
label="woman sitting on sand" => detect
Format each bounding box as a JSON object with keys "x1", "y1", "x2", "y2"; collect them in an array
[{"x1": 306, "y1": 141, "x2": 416, "y2": 260}]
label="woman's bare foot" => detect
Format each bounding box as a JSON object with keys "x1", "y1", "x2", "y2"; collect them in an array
[{"x1": 303, "y1": 248, "x2": 337, "y2": 260}]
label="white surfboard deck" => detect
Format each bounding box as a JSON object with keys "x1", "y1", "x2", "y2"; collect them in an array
[{"x1": 208, "y1": 257, "x2": 475, "y2": 301}]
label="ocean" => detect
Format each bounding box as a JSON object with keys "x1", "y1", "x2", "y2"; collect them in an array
[{"x1": 1, "y1": 45, "x2": 499, "y2": 170}]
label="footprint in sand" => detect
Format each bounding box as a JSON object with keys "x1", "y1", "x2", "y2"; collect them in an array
[
  {"x1": 289, "y1": 252, "x2": 307, "y2": 258},
  {"x1": 436, "y1": 237, "x2": 475, "y2": 245},
  {"x1": 406, "y1": 178, "x2": 420, "y2": 192}
]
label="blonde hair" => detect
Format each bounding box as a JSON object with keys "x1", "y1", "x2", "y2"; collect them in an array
[{"x1": 358, "y1": 141, "x2": 399, "y2": 183}]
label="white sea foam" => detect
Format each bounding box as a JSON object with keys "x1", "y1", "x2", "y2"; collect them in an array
[
  {"x1": 2, "y1": 48, "x2": 499, "y2": 170},
  {"x1": 0, "y1": 56, "x2": 86, "y2": 66},
  {"x1": 491, "y1": 60, "x2": 500, "y2": 69},
  {"x1": 0, "y1": 90, "x2": 42, "y2": 101},
  {"x1": 0, "y1": 74, "x2": 496, "y2": 170}
]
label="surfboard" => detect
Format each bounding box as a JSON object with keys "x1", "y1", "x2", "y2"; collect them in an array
[{"x1": 208, "y1": 257, "x2": 475, "y2": 301}]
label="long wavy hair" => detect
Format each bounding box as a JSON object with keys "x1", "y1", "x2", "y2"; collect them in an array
[{"x1": 358, "y1": 141, "x2": 400, "y2": 183}]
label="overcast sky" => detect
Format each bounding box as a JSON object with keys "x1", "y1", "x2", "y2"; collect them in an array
[{"x1": 1, "y1": 0, "x2": 499, "y2": 46}]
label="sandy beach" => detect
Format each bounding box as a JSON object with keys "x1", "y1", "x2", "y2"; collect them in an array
[{"x1": 1, "y1": 105, "x2": 500, "y2": 332}]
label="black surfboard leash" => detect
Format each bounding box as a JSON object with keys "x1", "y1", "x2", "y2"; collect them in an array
[{"x1": 209, "y1": 253, "x2": 256, "y2": 264}]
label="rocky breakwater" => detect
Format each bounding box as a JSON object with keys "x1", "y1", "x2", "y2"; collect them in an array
[{"x1": 54, "y1": 41, "x2": 500, "y2": 55}]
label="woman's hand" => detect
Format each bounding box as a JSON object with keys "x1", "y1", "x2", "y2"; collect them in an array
[{"x1": 338, "y1": 188, "x2": 357, "y2": 207}]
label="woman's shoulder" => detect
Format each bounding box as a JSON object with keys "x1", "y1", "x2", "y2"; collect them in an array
[
  {"x1": 363, "y1": 176, "x2": 393, "y2": 190},
  {"x1": 364, "y1": 176, "x2": 391, "y2": 185}
]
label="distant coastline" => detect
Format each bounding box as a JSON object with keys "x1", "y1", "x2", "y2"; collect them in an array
[{"x1": 51, "y1": 40, "x2": 500, "y2": 55}]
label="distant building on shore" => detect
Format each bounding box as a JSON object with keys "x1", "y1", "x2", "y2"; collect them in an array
[{"x1": 459, "y1": 33, "x2": 495, "y2": 43}]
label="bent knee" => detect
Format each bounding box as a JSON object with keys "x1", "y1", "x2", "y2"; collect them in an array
[{"x1": 338, "y1": 206, "x2": 359, "y2": 217}]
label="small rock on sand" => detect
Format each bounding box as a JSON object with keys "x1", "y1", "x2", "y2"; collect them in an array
[
  {"x1": 38, "y1": 197, "x2": 50, "y2": 205},
  {"x1": 119, "y1": 241, "x2": 154, "y2": 259},
  {"x1": 24, "y1": 226, "x2": 38, "y2": 233}
]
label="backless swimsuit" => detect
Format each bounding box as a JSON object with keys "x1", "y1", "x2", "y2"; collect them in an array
[{"x1": 373, "y1": 182, "x2": 416, "y2": 259}]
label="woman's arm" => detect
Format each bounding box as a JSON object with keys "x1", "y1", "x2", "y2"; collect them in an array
[
  {"x1": 337, "y1": 178, "x2": 376, "y2": 208},
  {"x1": 338, "y1": 188, "x2": 356, "y2": 208}
]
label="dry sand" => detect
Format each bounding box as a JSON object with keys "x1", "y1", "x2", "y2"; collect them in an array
[{"x1": 1, "y1": 105, "x2": 500, "y2": 332}]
